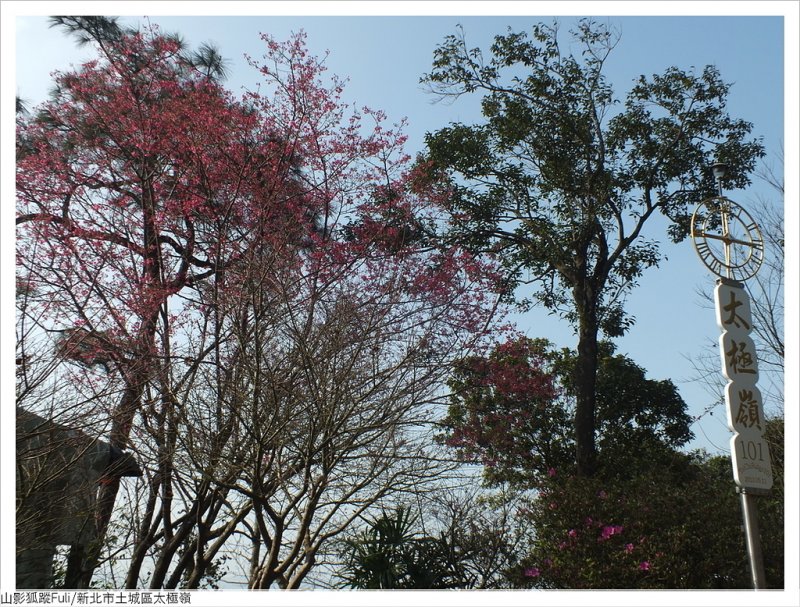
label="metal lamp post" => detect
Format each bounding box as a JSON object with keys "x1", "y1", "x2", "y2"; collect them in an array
[{"x1": 690, "y1": 161, "x2": 771, "y2": 589}]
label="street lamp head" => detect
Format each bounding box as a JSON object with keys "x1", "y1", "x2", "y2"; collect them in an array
[
  {"x1": 711, "y1": 161, "x2": 729, "y2": 182},
  {"x1": 711, "y1": 161, "x2": 728, "y2": 196}
]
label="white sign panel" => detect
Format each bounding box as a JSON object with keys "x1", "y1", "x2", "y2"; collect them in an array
[
  {"x1": 714, "y1": 282, "x2": 753, "y2": 336},
  {"x1": 718, "y1": 333, "x2": 759, "y2": 383},
  {"x1": 725, "y1": 383, "x2": 766, "y2": 434},
  {"x1": 730, "y1": 431, "x2": 773, "y2": 491}
]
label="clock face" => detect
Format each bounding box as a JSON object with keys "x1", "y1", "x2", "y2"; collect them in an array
[{"x1": 691, "y1": 197, "x2": 764, "y2": 281}]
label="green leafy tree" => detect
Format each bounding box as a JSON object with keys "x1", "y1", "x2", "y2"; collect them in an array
[
  {"x1": 422, "y1": 19, "x2": 764, "y2": 476},
  {"x1": 442, "y1": 337, "x2": 693, "y2": 486}
]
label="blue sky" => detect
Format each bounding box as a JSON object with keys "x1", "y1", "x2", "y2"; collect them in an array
[{"x1": 3, "y1": 2, "x2": 799, "y2": 599}]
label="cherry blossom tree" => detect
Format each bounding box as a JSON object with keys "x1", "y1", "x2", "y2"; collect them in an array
[
  {"x1": 17, "y1": 18, "x2": 498, "y2": 588},
  {"x1": 441, "y1": 337, "x2": 692, "y2": 487}
]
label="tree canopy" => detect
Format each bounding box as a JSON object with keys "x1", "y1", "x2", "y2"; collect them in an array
[
  {"x1": 422, "y1": 19, "x2": 764, "y2": 475},
  {"x1": 442, "y1": 337, "x2": 694, "y2": 486},
  {"x1": 16, "y1": 18, "x2": 497, "y2": 589}
]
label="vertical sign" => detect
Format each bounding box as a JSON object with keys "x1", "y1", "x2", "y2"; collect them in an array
[{"x1": 715, "y1": 280, "x2": 773, "y2": 491}]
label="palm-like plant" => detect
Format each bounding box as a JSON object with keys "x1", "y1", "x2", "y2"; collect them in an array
[{"x1": 338, "y1": 507, "x2": 456, "y2": 589}]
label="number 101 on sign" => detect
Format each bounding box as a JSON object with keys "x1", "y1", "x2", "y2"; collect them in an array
[{"x1": 730, "y1": 432, "x2": 773, "y2": 491}]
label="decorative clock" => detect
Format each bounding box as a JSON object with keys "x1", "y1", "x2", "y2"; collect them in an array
[{"x1": 690, "y1": 196, "x2": 764, "y2": 282}]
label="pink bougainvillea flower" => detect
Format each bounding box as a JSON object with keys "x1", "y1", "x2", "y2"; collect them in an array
[
  {"x1": 638, "y1": 561, "x2": 651, "y2": 571},
  {"x1": 524, "y1": 567, "x2": 541, "y2": 578},
  {"x1": 567, "y1": 529, "x2": 577, "y2": 538},
  {"x1": 547, "y1": 467, "x2": 557, "y2": 477},
  {"x1": 624, "y1": 543, "x2": 635, "y2": 554},
  {"x1": 599, "y1": 524, "x2": 624, "y2": 541}
]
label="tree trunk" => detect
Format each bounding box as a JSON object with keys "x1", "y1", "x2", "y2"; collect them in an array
[
  {"x1": 77, "y1": 173, "x2": 163, "y2": 587},
  {"x1": 573, "y1": 286, "x2": 599, "y2": 477},
  {"x1": 74, "y1": 377, "x2": 147, "y2": 588}
]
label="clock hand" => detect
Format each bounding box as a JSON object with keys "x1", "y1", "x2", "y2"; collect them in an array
[
  {"x1": 702, "y1": 232, "x2": 759, "y2": 248},
  {"x1": 718, "y1": 208, "x2": 734, "y2": 274}
]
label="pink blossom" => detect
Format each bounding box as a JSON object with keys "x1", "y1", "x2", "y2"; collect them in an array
[
  {"x1": 599, "y1": 524, "x2": 624, "y2": 541},
  {"x1": 547, "y1": 467, "x2": 557, "y2": 477},
  {"x1": 624, "y1": 543, "x2": 635, "y2": 554},
  {"x1": 638, "y1": 561, "x2": 651, "y2": 571},
  {"x1": 568, "y1": 529, "x2": 577, "y2": 538},
  {"x1": 524, "y1": 567, "x2": 540, "y2": 578}
]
